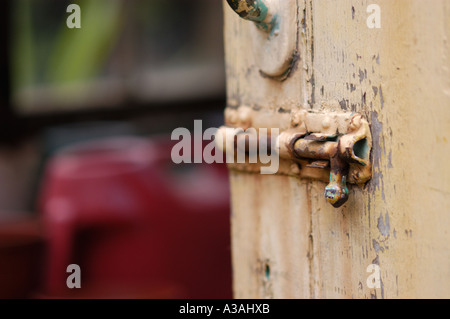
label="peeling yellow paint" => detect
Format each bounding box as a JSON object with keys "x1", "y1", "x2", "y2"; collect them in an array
[{"x1": 224, "y1": 0, "x2": 450, "y2": 298}]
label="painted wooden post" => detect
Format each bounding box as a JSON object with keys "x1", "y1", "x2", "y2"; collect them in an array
[{"x1": 223, "y1": 0, "x2": 450, "y2": 298}]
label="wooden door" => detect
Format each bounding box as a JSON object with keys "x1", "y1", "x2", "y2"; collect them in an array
[{"x1": 223, "y1": 0, "x2": 450, "y2": 299}]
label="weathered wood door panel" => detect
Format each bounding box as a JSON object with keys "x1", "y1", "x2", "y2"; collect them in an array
[{"x1": 223, "y1": 0, "x2": 450, "y2": 298}]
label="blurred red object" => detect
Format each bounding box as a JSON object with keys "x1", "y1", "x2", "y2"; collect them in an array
[
  {"x1": 38, "y1": 136, "x2": 231, "y2": 298},
  {"x1": 0, "y1": 219, "x2": 43, "y2": 298}
]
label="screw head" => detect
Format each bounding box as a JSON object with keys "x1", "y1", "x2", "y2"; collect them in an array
[
  {"x1": 238, "y1": 107, "x2": 252, "y2": 128},
  {"x1": 226, "y1": 109, "x2": 238, "y2": 125},
  {"x1": 322, "y1": 117, "x2": 331, "y2": 129},
  {"x1": 349, "y1": 115, "x2": 362, "y2": 131},
  {"x1": 290, "y1": 163, "x2": 300, "y2": 175},
  {"x1": 291, "y1": 112, "x2": 302, "y2": 127}
]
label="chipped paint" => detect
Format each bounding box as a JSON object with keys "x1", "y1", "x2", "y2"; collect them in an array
[
  {"x1": 369, "y1": 111, "x2": 384, "y2": 197},
  {"x1": 224, "y1": 0, "x2": 450, "y2": 299},
  {"x1": 377, "y1": 213, "x2": 390, "y2": 237}
]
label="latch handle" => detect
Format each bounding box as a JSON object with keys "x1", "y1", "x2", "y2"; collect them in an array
[
  {"x1": 282, "y1": 113, "x2": 371, "y2": 207},
  {"x1": 217, "y1": 109, "x2": 372, "y2": 209},
  {"x1": 289, "y1": 137, "x2": 350, "y2": 207},
  {"x1": 324, "y1": 144, "x2": 350, "y2": 208}
]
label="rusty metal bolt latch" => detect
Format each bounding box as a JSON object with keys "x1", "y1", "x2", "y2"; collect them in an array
[
  {"x1": 279, "y1": 113, "x2": 372, "y2": 207},
  {"x1": 217, "y1": 109, "x2": 372, "y2": 208}
]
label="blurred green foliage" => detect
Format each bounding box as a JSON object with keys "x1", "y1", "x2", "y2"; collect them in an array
[{"x1": 11, "y1": 0, "x2": 124, "y2": 90}]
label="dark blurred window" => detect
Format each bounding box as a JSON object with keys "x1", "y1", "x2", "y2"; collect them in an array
[{"x1": 9, "y1": 0, "x2": 225, "y2": 114}]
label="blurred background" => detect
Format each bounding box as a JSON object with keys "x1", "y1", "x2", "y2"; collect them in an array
[{"x1": 0, "y1": 0, "x2": 232, "y2": 298}]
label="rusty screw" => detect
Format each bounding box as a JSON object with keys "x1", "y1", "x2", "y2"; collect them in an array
[
  {"x1": 349, "y1": 114, "x2": 362, "y2": 131},
  {"x1": 291, "y1": 110, "x2": 306, "y2": 128},
  {"x1": 322, "y1": 117, "x2": 331, "y2": 129},
  {"x1": 226, "y1": 109, "x2": 238, "y2": 125},
  {"x1": 238, "y1": 107, "x2": 253, "y2": 129}
]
